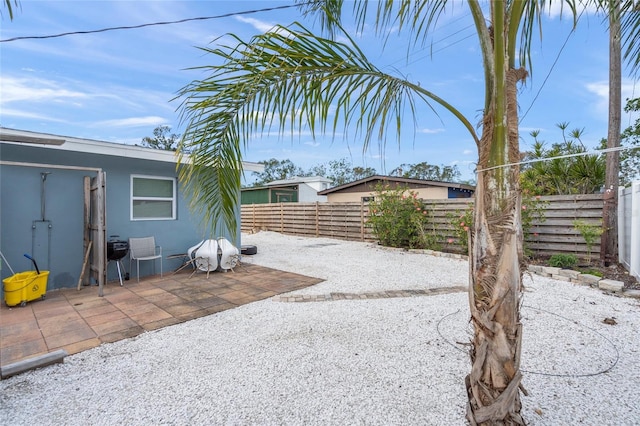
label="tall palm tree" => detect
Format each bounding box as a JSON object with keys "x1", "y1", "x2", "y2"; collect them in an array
[
  {"x1": 601, "y1": 0, "x2": 621, "y2": 266},
  {"x1": 599, "y1": 0, "x2": 640, "y2": 265},
  {"x1": 176, "y1": 1, "x2": 639, "y2": 424}
]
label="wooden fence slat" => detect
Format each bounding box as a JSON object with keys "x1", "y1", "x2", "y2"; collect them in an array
[{"x1": 241, "y1": 194, "x2": 604, "y2": 258}]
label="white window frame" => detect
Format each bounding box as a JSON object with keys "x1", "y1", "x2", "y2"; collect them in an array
[{"x1": 130, "y1": 174, "x2": 177, "y2": 221}]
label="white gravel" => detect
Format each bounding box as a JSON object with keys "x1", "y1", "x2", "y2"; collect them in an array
[{"x1": 1, "y1": 231, "x2": 639, "y2": 425}]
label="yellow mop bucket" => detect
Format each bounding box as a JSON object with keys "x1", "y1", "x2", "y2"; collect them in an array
[
  {"x1": 2, "y1": 254, "x2": 49, "y2": 307},
  {"x1": 3, "y1": 271, "x2": 49, "y2": 307}
]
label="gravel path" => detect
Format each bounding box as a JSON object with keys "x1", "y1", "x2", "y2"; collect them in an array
[{"x1": 1, "y1": 231, "x2": 638, "y2": 425}]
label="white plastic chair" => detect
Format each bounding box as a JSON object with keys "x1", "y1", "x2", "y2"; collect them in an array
[
  {"x1": 129, "y1": 236, "x2": 162, "y2": 282},
  {"x1": 192, "y1": 239, "x2": 219, "y2": 272},
  {"x1": 218, "y1": 237, "x2": 240, "y2": 271}
]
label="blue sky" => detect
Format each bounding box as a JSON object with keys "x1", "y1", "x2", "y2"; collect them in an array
[{"x1": 1, "y1": 1, "x2": 638, "y2": 183}]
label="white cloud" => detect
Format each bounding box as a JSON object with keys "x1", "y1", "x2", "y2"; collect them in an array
[
  {"x1": 462, "y1": 149, "x2": 473, "y2": 155},
  {"x1": 545, "y1": 1, "x2": 599, "y2": 19},
  {"x1": 0, "y1": 108, "x2": 67, "y2": 122},
  {"x1": 93, "y1": 116, "x2": 167, "y2": 128},
  {"x1": 0, "y1": 76, "x2": 88, "y2": 103},
  {"x1": 418, "y1": 127, "x2": 445, "y2": 134},
  {"x1": 304, "y1": 141, "x2": 321, "y2": 147},
  {"x1": 585, "y1": 79, "x2": 638, "y2": 117},
  {"x1": 0, "y1": 74, "x2": 176, "y2": 123},
  {"x1": 235, "y1": 16, "x2": 278, "y2": 33}
]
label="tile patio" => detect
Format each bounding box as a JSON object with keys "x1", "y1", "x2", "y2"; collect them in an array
[{"x1": 0, "y1": 264, "x2": 323, "y2": 369}]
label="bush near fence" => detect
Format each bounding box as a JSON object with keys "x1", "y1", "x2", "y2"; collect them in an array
[{"x1": 240, "y1": 194, "x2": 604, "y2": 260}]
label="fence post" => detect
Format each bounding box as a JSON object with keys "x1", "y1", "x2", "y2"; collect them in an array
[
  {"x1": 315, "y1": 202, "x2": 319, "y2": 237},
  {"x1": 618, "y1": 186, "x2": 626, "y2": 268},
  {"x1": 631, "y1": 181, "x2": 640, "y2": 280},
  {"x1": 360, "y1": 199, "x2": 365, "y2": 241}
]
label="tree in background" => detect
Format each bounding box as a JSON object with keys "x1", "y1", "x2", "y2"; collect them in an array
[
  {"x1": 521, "y1": 117, "x2": 640, "y2": 196},
  {"x1": 521, "y1": 124, "x2": 605, "y2": 195},
  {"x1": 390, "y1": 162, "x2": 461, "y2": 182},
  {"x1": 141, "y1": 125, "x2": 180, "y2": 151},
  {"x1": 253, "y1": 156, "x2": 468, "y2": 188},
  {"x1": 308, "y1": 157, "x2": 376, "y2": 186},
  {"x1": 251, "y1": 157, "x2": 376, "y2": 187},
  {"x1": 351, "y1": 165, "x2": 377, "y2": 182},
  {"x1": 620, "y1": 97, "x2": 640, "y2": 186},
  {"x1": 251, "y1": 158, "x2": 306, "y2": 186}
]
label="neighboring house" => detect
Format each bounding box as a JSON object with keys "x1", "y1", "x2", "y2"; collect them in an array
[
  {"x1": 318, "y1": 175, "x2": 475, "y2": 202},
  {"x1": 241, "y1": 176, "x2": 332, "y2": 204},
  {"x1": 0, "y1": 127, "x2": 262, "y2": 293}
]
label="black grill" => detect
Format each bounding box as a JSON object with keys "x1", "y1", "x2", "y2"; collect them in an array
[{"x1": 107, "y1": 240, "x2": 129, "y2": 261}]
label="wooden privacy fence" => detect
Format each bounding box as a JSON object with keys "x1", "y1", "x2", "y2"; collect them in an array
[
  {"x1": 242, "y1": 201, "x2": 375, "y2": 242},
  {"x1": 619, "y1": 182, "x2": 639, "y2": 279},
  {"x1": 241, "y1": 194, "x2": 604, "y2": 259}
]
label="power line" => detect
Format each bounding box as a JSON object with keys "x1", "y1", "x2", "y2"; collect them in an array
[
  {"x1": 520, "y1": 7, "x2": 589, "y2": 123},
  {"x1": 519, "y1": 26, "x2": 575, "y2": 123},
  {"x1": 436, "y1": 306, "x2": 620, "y2": 378},
  {"x1": 383, "y1": 13, "x2": 476, "y2": 71},
  {"x1": 475, "y1": 145, "x2": 634, "y2": 174},
  {"x1": 0, "y1": 3, "x2": 307, "y2": 43}
]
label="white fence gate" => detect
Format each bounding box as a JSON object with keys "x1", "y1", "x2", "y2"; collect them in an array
[{"x1": 619, "y1": 181, "x2": 640, "y2": 280}]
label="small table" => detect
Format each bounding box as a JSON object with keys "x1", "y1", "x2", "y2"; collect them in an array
[
  {"x1": 167, "y1": 253, "x2": 212, "y2": 278},
  {"x1": 167, "y1": 253, "x2": 192, "y2": 272}
]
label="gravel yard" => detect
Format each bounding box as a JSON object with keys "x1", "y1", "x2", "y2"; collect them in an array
[{"x1": 1, "y1": 231, "x2": 638, "y2": 425}]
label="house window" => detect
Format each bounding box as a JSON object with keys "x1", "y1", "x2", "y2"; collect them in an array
[{"x1": 131, "y1": 175, "x2": 176, "y2": 220}]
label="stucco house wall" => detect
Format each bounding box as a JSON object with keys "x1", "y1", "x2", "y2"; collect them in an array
[
  {"x1": 242, "y1": 176, "x2": 331, "y2": 204},
  {"x1": 298, "y1": 183, "x2": 328, "y2": 202},
  {"x1": 318, "y1": 175, "x2": 474, "y2": 203},
  {"x1": 325, "y1": 186, "x2": 449, "y2": 203},
  {"x1": 0, "y1": 128, "x2": 261, "y2": 291}
]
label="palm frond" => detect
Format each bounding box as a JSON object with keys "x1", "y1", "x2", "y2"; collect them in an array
[
  {"x1": 620, "y1": 0, "x2": 640, "y2": 76},
  {"x1": 587, "y1": 0, "x2": 639, "y2": 76},
  {"x1": 176, "y1": 22, "x2": 478, "y2": 237},
  {"x1": 2, "y1": 0, "x2": 17, "y2": 19}
]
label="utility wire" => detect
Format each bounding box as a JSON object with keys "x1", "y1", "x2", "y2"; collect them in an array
[
  {"x1": 436, "y1": 306, "x2": 620, "y2": 378},
  {"x1": 0, "y1": 3, "x2": 307, "y2": 43},
  {"x1": 475, "y1": 145, "x2": 633, "y2": 174},
  {"x1": 520, "y1": 7, "x2": 589, "y2": 123},
  {"x1": 519, "y1": 27, "x2": 574, "y2": 123},
  {"x1": 383, "y1": 13, "x2": 476, "y2": 71}
]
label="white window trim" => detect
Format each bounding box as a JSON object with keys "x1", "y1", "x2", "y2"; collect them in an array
[{"x1": 130, "y1": 174, "x2": 177, "y2": 221}]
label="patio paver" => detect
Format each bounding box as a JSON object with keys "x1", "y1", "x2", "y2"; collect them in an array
[{"x1": 0, "y1": 264, "x2": 323, "y2": 369}]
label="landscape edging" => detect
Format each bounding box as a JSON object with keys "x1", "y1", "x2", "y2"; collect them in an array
[{"x1": 376, "y1": 245, "x2": 639, "y2": 300}]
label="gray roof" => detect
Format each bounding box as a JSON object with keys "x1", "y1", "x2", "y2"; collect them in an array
[
  {"x1": 0, "y1": 127, "x2": 264, "y2": 172},
  {"x1": 265, "y1": 175, "x2": 332, "y2": 186},
  {"x1": 318, "y1": 175, "x2": 475, "y2": 195}
]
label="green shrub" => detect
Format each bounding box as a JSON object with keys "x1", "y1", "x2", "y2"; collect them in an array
[
  {"x1": 367, "y1": 184, "x2": 441, "y2": 250},
  {"x1": 521, "y1": 190, "x2": 548, "y2": 259},
  {"x1": 580, "y1": 268, "x2": 603, "y2": 278},
  {"x1": 573, "y1": 219, "x2": 603, "y2": 265},
  {"x1": 446, "y1": 190, "x2": 547, "y2": 256},
  {"x1": 548, "y1": 253, "x2": 578, "y2": 269},
  {"x1": 447, "y1": 206, "x2": 474, "y2": 254}
]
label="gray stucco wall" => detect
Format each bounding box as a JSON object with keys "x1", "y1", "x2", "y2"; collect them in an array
[
  {"x1": 297, "y1": 183, "x2": 324, "y2": 202},
  {"x1": 1, "y1": 142, "x2": 240, "y2": 294}
]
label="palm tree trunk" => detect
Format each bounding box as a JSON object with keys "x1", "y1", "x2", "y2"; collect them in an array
[
  {"x1": 601, "y1": 0, "x2": 621, "y2": 266},
  {"x1": 466, "y1": 60, "x2": 527, "y2": 425}
]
